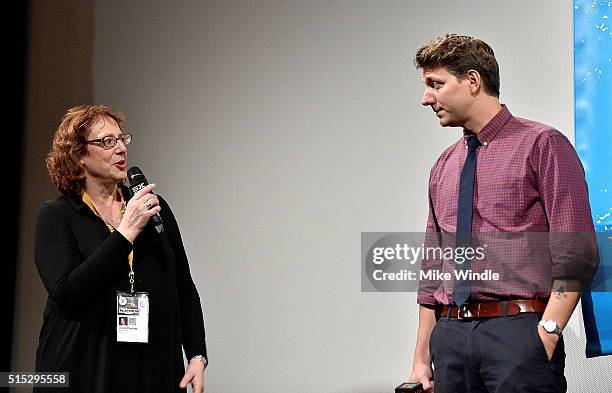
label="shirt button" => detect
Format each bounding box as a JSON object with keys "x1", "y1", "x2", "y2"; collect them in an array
[{"x1": 483, "y1": 141, "x2": 488, "y2": 146}]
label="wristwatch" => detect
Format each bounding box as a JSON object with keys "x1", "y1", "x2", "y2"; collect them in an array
[
  {"x1": 191, "y1": 354, "x2": 208, "y2": 369},
  {"x1": 538, "y1": 319, "x2": 563, "y2": 336}
]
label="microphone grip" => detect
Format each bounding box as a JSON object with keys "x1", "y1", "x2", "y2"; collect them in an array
[{"x1": 127, "y1": 167, "x2": 164, "y2": 234}]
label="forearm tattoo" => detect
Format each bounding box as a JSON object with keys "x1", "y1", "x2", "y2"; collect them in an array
[{"x1": 555, "y1": 285, "x2": 567, "y2": 300}]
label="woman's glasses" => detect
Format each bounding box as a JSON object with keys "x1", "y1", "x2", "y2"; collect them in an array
[{"x1": 86, "y1": 134, "x2": 133, "y2": 149}]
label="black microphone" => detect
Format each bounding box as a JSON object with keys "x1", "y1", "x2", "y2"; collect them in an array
[{"x1": 127, "y1": 166, "x2": 164, "y2": 233}]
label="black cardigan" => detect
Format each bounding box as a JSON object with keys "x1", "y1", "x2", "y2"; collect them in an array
[{"x1": 34, "y1": 186, "x2": 206, "y2": 393}]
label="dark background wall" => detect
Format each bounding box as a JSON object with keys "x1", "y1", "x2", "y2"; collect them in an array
[
  {"x1": 10, "y1": 0, "x2": 94, "y2": 380},
  {"x1": 5, "y1": 0, "x2": 28, "y2": 378}
]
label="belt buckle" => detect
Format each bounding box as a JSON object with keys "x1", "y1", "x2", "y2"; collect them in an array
[{"x1": 457, "y1": 304, "x2": 472, "y2": 320}]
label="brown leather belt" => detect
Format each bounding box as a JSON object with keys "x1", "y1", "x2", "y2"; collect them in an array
[{"x1": 437, "y1": 299, "x2": 547, "y2": 320}]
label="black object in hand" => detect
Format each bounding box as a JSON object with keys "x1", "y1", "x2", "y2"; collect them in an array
[
  {"x1": 395, "y1": 382, "x2": 424, "y2": 393},
  {"x1": 127, "y1": 166, "x2": 164, "y2": 233}
]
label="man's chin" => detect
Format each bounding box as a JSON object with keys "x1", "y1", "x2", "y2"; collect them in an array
[
  {"x1": 438, "y1": 118, "x2": 451, "y2": 127},
  {"x1": 438, "y1": 118, "x2": 459, "y2": 128}
]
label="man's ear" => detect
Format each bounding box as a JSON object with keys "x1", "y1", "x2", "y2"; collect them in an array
[{"x1": 466, "y1": 69, "x2": 481, "y2": 94}]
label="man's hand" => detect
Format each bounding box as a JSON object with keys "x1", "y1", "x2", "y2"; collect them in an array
[
  {"x1": 537, "y1": 325, "x2": 559, "y2": 361},
  {"x1": 179, "y1": 357, "x2": 206, "y2": 393},
  {"x1": 408, "y1": 361, "x2": 434, "y2": 392},
  {"x1": 537, "y1": 279, "x2": 581, "y2": 361}
]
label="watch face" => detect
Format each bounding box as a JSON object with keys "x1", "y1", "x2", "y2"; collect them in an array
[{"x1": 544, "y1": 320, "x2": 556, "y2": 332}]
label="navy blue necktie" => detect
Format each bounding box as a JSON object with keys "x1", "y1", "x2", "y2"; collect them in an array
[{"x1": 453, "y1": 135, "x2": 481, "y2": 306}]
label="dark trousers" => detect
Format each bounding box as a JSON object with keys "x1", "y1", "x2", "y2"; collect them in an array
[{"x1": 429, "y1": 312, "x2": 566, "y2": 393}]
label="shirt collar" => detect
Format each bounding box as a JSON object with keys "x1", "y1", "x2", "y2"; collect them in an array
[
  {"x1": 463, "y1": 104, "x2": 512, "y2": 147},
  {"x1": 65, "y1": 193, "x2": 91, "y2": 214}
]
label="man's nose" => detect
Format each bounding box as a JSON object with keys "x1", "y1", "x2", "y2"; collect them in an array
[{"x1": 421, "y1": 90, "x2": 435, "y2": 106}]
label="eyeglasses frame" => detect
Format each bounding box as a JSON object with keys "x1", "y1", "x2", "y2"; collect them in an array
[{"x1": 85, "y1": 133, "x2": 133, "y2": 150}]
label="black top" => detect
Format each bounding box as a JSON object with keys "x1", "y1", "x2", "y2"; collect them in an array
[{"x1": 34, "y1": 186, "x2": 207, "y2": 393}]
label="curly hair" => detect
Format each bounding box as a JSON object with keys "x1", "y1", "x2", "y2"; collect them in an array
[
  {"x1": 415, "y1": 33, "x2": 500, "y2": 98},
  {"x1": 46, "y1": 105, "x2": 125, "y2": 196}
]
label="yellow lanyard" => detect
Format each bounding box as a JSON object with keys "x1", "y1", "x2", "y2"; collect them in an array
[{"x1": 82, "y1": 190, "x2": 135, "y2": 283}]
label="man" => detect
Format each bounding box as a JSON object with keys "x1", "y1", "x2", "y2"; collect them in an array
[{"x1": 408, "y1": 34, "x2": 599, "y2": 393}]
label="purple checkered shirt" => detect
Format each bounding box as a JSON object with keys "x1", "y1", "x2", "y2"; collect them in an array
[{"x1": 417, "y1": 105, "x2": 598, "y2": 305}]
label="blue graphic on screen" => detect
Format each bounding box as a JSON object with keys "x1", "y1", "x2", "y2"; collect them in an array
[{"x1": 575, "y1": 0, "x2": 612, "y2": 357}]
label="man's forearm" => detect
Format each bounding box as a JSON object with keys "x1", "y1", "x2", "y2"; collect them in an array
[
  {"x1": 413, "y1": 306, "x2": 437, "y2": 364},
  {"x1": 542, "y1": 279, "x2": 581, "y2": 329}
]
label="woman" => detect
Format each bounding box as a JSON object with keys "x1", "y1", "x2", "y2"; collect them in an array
[{"x1": 34, "y1": 105, "x2": 208, "y2": 393}]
